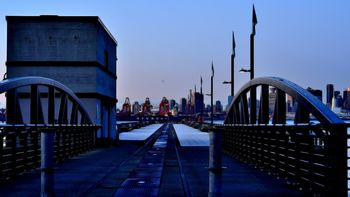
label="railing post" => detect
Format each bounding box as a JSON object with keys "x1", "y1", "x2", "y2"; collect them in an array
[
  {"x1": 208, "y1": 127, "x2": 222, "y2": 197},
  {"x1": 41, "y1": 129, "x2": 55, "y2": 197},
  {"x1": 326, "y1": 124, "x2": 347, "y2": 196}
]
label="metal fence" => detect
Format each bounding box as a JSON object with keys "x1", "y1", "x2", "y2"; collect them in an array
[
  {"x1": 218, "y1": 123, "x2": 348, "y2": 196},
  {"x1": 0, "y1": 124, "x2": 99, "y2": 182}
]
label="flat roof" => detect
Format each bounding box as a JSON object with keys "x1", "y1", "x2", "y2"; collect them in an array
[{"x1": 6, "y1": 15, "x2": 117, "y2": 45}]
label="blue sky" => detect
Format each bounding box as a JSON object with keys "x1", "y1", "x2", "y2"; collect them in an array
[{"x1": 0, "y1": 0, "x2": 349, "y2": 108}]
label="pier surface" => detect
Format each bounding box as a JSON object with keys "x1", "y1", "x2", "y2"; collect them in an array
[{"x1": 0, "y1": 123, "x2": 304, "y2": 196}]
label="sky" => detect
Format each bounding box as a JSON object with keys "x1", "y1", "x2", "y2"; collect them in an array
[{"x1": 0, "y1": 0, "x2": 350, "y2": 108}]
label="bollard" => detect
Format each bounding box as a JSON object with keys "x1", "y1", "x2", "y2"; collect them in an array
[
  {"x1": 41, "y1": 129, "x2": 55, "y2": 197},
  {"x1": 208, "y1": 128, "x2": 222, "y2": 197}
]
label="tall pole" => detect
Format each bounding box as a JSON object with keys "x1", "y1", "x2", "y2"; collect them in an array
[
  {"x1": 209, "y1": 61, "x2": 222, "y2": 197},
  {"x1": 211, "y1": 62, "x2": 214, "y2": 125},
  {"x1": 231, "y1": 31, "x2": 236, "y2": 97},
  {"x1": 250, "y1": 5, "x2": 257, "y2": 124},
  {"x1": 200, "y1": 76, "x2": 203, "y2": 124}
]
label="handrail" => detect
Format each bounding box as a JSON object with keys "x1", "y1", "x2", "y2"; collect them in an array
[
  {"x1": 225, "y1": 77, "x2": 343, "y2": 124},
  {"x1": 0, "y1": 76, "x2": 93, "y2": 124}
]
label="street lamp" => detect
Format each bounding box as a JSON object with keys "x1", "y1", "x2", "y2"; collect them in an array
[
  {"x1": 239, "y1": 68, "x2": 251, "y2": 73},
  {"x1": 222, "y1": 81, "x2": 232, "y2": 84}
]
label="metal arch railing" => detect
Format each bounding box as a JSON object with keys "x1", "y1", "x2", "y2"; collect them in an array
[
  {"x1": 0, "y1": 77, "x2": 99, "y2": 182},
  {"x1": 224, "y1": 77, "x2": 343, "y2": 125},
  {"x1": 0, "y1": 76, "x2": 93, "y2": 125},
  {"x1": 219, "y1": 77, "x2": 348, "y2": 196}
]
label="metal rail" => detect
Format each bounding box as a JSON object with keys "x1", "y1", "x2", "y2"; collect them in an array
[
  {"x1": 0, "y1": 124, "x2": 99, "y2": 182},
  {"x1": 0, "y1": 77, "x2": 99, "y2": 182},
  {"x1": 222, "y1": 77, "x2": 348, "y2": 196}
]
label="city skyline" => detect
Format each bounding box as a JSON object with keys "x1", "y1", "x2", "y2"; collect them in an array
[{"x1": 0, "y1": 1, "x2": 350, "y2": 108}]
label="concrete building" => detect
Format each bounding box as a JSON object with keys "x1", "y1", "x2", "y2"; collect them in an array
[{"x1": 6, "y1": 15, "x2": 117, "y2": 141}]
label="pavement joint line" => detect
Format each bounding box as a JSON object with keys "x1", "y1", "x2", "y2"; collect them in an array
[{"x1": 79, "y1": 124, "x2": 166, "y2": 196}]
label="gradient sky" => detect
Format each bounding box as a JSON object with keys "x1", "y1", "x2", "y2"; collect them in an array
[{"x1": 0, "y1": 0, "x2": 349, "y2": 108}]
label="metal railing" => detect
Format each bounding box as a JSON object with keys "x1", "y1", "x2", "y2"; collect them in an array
[
  {"x1": 0, "y1": 77, "x2": 100, "y2": 183},
  {"x1": 0, "y1": 124, "x2": 99, "y2": 182},
  {"x1": 218, "y1": 123, "x2": 347, "y2": 195},
  {"x1": 223, "y1": 77, "x2": 348, "y2": 196}
]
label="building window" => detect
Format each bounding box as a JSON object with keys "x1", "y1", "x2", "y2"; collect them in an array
[{"x1": 104, "y1": 50, "x2": 109, "y2": 67}]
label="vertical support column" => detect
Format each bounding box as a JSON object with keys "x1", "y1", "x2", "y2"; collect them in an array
[
  {"x1": 48, "y1": 87, "x2": 55, "y2": 124},
  {"x1": 41, "y1": 129, "x2": 55, "y2": 197},
  {"x1": 272, "y1": 89, "x2": 286, "y2": 124},
  {"x1": 326, "y1": 125, "x2": 347, "y2": 196},
  {"x1": 250, "y1": 87, "x2": 256, "y2": 124},
  {"x1": 31, "y1": 85, "x2": 44, "y2": 124},
  {"x1": 294, "y1": 103, "x2": 310, "y2": 124},
  {"x1": 208, "y1": 127, "x2": 222, "y2": 197},
  {"x1": 258, "y1": 85, "x2": 269, "y2": 124},
  {"x1": 240, "y1": 94, "x2": 249, "y2": 124}
]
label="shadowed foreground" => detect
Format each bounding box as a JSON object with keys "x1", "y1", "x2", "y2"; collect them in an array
[{"x1": 0, "y1": 127, "x2": 305, "y2": 196}]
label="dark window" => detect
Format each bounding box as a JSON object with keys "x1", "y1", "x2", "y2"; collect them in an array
[{"x1": 104, "y1": 50, "x2": 109, "y2": 67}]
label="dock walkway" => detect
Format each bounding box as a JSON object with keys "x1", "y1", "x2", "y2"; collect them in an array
[
  {"x1": 173, "y1": 123, "x2": 209, "y2": 146},
  {"x1": 0, "y1": 123, "x2": 304, "y2": 196},
  {"x1": 119, "y1": 124, "x2": 163, "y2": 141}
]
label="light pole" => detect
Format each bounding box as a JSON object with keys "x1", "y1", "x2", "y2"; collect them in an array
[
  {"x1": 250, "y1": 5, "x2": 258, "y2": 124},
  {"x1": 208, "y1": 61, "x2": 222, "y2": 197},
  {"x1": 211, "y1": 62, "x2": 214, "y2": 126},
  {"x1": 200, "y1": 76, "x2": 203, "y2": 124},
  {"x1": 223, "y1": 31, "x2": 236, "y2": 109}
]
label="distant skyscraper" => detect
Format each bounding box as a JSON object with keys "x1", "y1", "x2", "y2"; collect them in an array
[
  {"x1": 343, "y1": 88, "x2": 350, "y2": 110},
  {"x1": 307, "y1": 87, "x2": 322, "y2": 101},
  {"x1": 170, "y1": 99, "x2": 176, "y2": 110},
  {"x1": 226, "y1": 96, "x2": 233, "y2": 111},
  {"x1": 326, "y1": 84, "x2": 334, "y2": 107},
  {"x1": 193, "y1": 92, "x2": 204, "y2": 114},
  {"x1": 215, "y1": 100, "x2": 223, "y2": 113},
  {"x1": 334, "y1": 91, "x2": 343, "y2": 108},
  {"x1": 180, "y1": 98, "x2": 187, "y2": 114}
]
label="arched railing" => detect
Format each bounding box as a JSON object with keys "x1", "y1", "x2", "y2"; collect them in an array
[
  {"x1": 1, "y1": 76, "x2": 93, "y2": 125},
  {"x1": 218, "y1": 77, "x2": 348, "y2": 196},
  {"x1": 225, "y1": 77, "x2": 343, "y2": 124},
  {"x1": 0, "y1": 77, "x2": 99, "y2": 182}
]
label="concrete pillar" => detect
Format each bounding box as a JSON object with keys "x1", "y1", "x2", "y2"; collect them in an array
[
  {"x1": 41, "y1": 129, "x2": 55, "y2": 197},
  {"x1": 208, "y1": 128, "x2": 222, "y2": 197}
]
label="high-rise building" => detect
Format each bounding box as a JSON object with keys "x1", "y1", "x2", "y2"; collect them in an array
[
  {"x1": 180, "y1": 98, "x2": 187, "y2": 114},
  {"x1": 215, "y1": 100, "x2": 223, "y2": 113},
  {"x1": 334, "y1": 91, "x2": 343, "y2": 108},
  {"x1": 169, "y1": 99, "x2": 176, "y2": 110},
  {"x1": 193, "y1": 92, "x2": 204, "y2": 114},
  {"x1": 226, "y1": 96, "x2": 233, "y2": 111},
  {"x1": 343, "y1": 88, "x2": 350, "y2": 110},
  {"x1": 326, "y1": 84, "x2": 334, "y2": 107},
  {"x1": 307, "y1": 87, "x2": 322, "y2": 101}
]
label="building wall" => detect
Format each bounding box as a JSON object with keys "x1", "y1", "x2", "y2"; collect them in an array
[
  {"x1": 7, "y1": 66, "x2": 97, "y2": 93},
  {"x1": 7, "y1": 20, "x2": 97, "y2": 62},
  {"x1": 6, "y1": 16, "x2": 117, "y2": 141}
]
